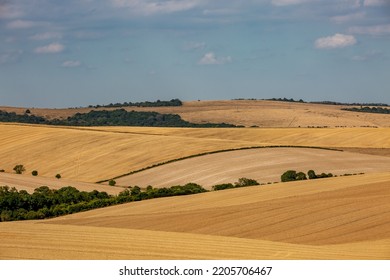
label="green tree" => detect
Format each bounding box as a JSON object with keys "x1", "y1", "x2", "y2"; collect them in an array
[
  {"x1": 32, "y1": 170, "x2": 38, "y2": 176},
  {"x1": 108, "y1": 179, "x2": 116, "y2": 186},
  {"x1": 13, "y1": 164, "x2": 25, "y2": 174},
  {"x1": 295, "y1": 172, "x2": 307, "y2": 181},
  {"x1": 307, "y1": 170, "x2": 317, "y2": 179},
  {"x1": 281, "y1": 170, "x2": 297, "y2": 182},
  {"x1": 55, "y1": 174, "x2": 61, "y2": 179}
]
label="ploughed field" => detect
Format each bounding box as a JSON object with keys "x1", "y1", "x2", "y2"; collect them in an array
[
  {"x1": 1, "y1": 172, "x2": 390, "y2": 259},
  {"x1": 115, "y1": 147, "x2": 390, "y2": 189}
]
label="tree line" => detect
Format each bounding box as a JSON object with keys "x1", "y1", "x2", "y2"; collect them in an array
[
  {"x1": 341, "y1": 106, "x2": 390, "y2": 115},
  {"x1": 88, "y1": 98, "x2": 183, "y2": 108},
  {"x1": 0, "y1": 109, "x2": 237, "y2": 128}
]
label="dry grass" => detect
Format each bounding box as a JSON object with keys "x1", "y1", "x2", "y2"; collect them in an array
[
  {"x1": 114, "y1": 147, "x2": 390, "y2": 188},
  {"x1": 1, "y1": 172, "x2": 389, "y2": 259}
]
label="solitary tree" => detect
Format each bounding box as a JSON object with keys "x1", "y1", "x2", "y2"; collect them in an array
[
  {"x1": 32, "y1": 170, "x2": 38, "y2": 176},
  {"x1": 108, "y1": 179, "x2": 116, "y2": 186},
  {"x1": 55, "y1": 174, "x2": 61, "y2": 179},
  {"x1": 13, "y1": 164, "x2": 25, "y2": 174}
]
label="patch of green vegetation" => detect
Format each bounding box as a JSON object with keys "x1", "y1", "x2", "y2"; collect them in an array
[{"x1": 0, "y1": 183, "x2": 207, "y2": 222}]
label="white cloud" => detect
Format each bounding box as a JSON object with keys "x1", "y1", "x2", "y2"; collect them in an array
[
  {"x1": 61, "y1": 60, "x2": 81, "y2": 67},
  {"x1": 348, "y1": 24, "x2": 390, "y2": 35},
  {"x1": 34, "y1": 43, "x2": 65, "y2": 54},
  {"x1": 315, "y1": 33, "x2": 357, "y2": 49},
  {"x1": 30, "y1": 32, "x2": 62, "y2": 41},
  {"x1": 198, "y1": 52, "x2": 232, "y2": 65},
  {"x1": 330, "y1": 12, "x2": 365, "y2": 24},
  {"x1": 271, "y1": 0, "x2": 312, "y2": 6},
  {"x1": 111, "y1": 0, "x2": 199, "y2": 15},
  {"x1": 364, "y1": 0, "x2": 388, "y2": 6},
  {"x1": 6, "y1": 20, "x2": 37, "y2": 29}
]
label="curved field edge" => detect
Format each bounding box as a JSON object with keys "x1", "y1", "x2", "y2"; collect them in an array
[
  {"x1": 111, "y1": 147, "x2": 390, "y2": 189},
  {"x1": 97, "y1": 145, "x2": 342, "y2": 183},
  {"x1": 1, "y1": 222, "x2": 389, "y2": 260},
  {"x1": 49, "y1": 173, "x2": 390, "y2": 248}
]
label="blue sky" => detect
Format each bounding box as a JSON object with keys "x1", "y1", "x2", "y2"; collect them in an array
[{"x1": 1, "y1": 0, "x2": 390, "y2": 108}]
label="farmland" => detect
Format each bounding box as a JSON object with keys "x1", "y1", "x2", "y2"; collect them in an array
[{"x1": 1, "y1": 100, "x2": 390, "y2": 259}]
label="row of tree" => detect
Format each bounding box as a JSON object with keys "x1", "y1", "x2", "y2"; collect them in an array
[
  {"x1": 88, "y1": 98, "x2": 183, "y2": 108},
  {"x1": 341, "y1": 106, "x2": 390, "y2": 115},
  {"x1": 281, "y1": 170, "x2": 334, "y2": 182},
  {"x1": 0, "y1": 183, "x2": 207, "y2": 222}
]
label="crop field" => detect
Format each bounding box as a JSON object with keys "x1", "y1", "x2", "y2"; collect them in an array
[
  {"x1": 1, "y1": 100, "x2": 390, "y2": 260},
  {"x1": 1, "y1": 172, "x2": 390, "y2": 259},
  {"x1": 115, "y1": 147, "x2": 390, "y2": 188}
]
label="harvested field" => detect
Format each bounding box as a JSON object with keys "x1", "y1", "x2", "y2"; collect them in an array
[
  {"x1": 114, "y1": 147, "x2": 390, "y2": 188},
  {"x1": 0, "y1": 123, "x2": 389, "y2": 186},
  {"x1": 1, "y1": 172, "x2": 389, "y2": 259}
]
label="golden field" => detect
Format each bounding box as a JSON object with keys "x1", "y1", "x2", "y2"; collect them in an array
[
  {"x1": 1, "y1": 172, "x2": 390, "y2": 259},
  {"x1": 1, "y1": 100, "x2": 390, "y2": 260}
]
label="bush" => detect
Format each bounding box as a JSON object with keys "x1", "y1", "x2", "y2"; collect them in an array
[
  {"x1": 32, "y1": 170, "x2": 38, "y2": 176},
  {"x1": 0, "y1": 169, "x2": 4, "y2": 172},
  {"x1": 212, "y1": 183, "x2": 235, "y2": 191},
  {"x1": 13, "y1": 164, "x2": 25, "y2": 174},
  {"x1": 108, "y1": 179, "x2": 116, "y2": 186},
  {"x1": 55, "y1": 174, "x2": 61, "y2": 179},
  {"x1": 235, "y1": 177, "x2": 260, "y2": 187}
]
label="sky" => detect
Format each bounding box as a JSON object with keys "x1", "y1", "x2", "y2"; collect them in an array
[{"x1": 1, "y1": 0, "x2": 390, "y2": 108}]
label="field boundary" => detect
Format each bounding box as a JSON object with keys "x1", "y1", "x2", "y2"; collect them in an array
[{"x1": 96, "y1": 145, "x2": 343, "y2": 183}]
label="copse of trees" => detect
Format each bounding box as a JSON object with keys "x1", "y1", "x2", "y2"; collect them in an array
[
  {"x1": 212, "y1": 177, "x2": 259, "y2": 191},
  {"x1": 281, "y1": 170, "x2": 333, "y2": 182},
  {"x1": 0, "y1": 183, "x2": 208, "y2": 222},
  {"x1": 13, "y1": 164, "x2": 25, "y2": 174}
]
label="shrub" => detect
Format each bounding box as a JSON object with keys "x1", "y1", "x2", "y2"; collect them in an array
[
  {"x1": 13, "y1": 164, "x2": 25, "y2": 174},
  {"x1": 212, "y1": 183, "x2": 235, "y2": 191},
  {"x1": 0, "y1": 169, "x2": 4, "y2": 172},
  {"x1": 235, "y1": 177, "x2": 260, "y2": 187},
  {"x1": 108, "y1": 179, "x2": 116, "y2": 186},
  {"x1": 32, "y1": 170, "x2": 38, "y2": 176},
  {"x1": 55, "y1": 174, "x2": 61, "y2": 179}
]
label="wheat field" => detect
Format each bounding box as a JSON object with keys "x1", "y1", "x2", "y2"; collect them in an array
[
  {"x1": 0, "y1": 123, "x2": 389, "y2": 185},
  {"x1": 1, "y1": 172, "x2": 389, "y2": 259}
]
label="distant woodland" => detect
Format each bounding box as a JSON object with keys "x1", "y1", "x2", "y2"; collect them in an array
[
  {"x1": 88, "y1": 98, "x2": 183, "y2": 108},
  {"x1": 0, "y1": 109, "x2": 237, "y2": 127}
]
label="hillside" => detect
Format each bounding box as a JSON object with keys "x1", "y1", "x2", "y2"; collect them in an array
[
  {"x1": 114, "y1": 147, "x2": 390, "y2": 188},
  {"x1": 2, "y1": 100, "x2": 390, "y2": 128},
  {"x1": 1, "y1": 172, "x2": 389, "y2": 259},
  {"x1": 0, "y1": 124, "x2": 389, "y2": 185}
]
